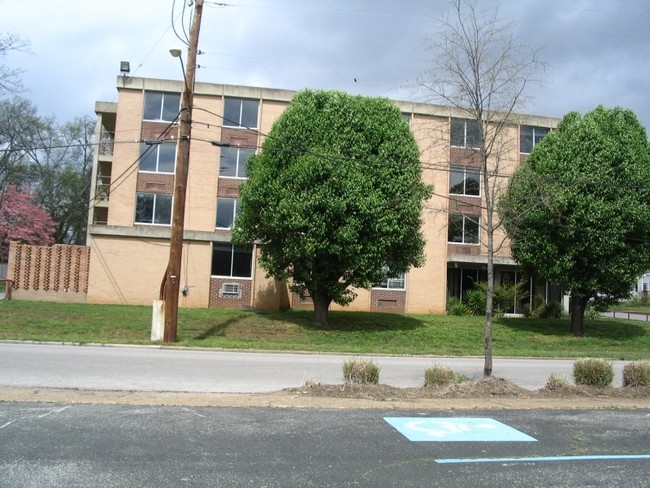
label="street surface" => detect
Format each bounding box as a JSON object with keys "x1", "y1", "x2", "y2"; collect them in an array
[
  {"x1": 0, "y1": 403, "x2": 648, "y2": 487},
  {"x1": 0, "y1": 342, "x2": 632, "y2": 393}
]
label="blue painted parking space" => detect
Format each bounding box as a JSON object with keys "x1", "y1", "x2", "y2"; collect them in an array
[{"x1": 384, "y1": 417, "x2": 537, "y2": 442}]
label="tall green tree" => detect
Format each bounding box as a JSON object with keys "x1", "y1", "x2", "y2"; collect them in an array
[
  {"x1": 499, "y1": 106, "x2": 650, "y2": 335},
  {"x1": 233, "y1": 89, "x2": 432, "y2": 327}
]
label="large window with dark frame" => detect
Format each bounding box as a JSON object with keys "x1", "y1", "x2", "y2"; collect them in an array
[
  {"x1": 448, "y1": 214, "x2": 480, "y2": 244},
  {"x1": 520, "y1": 125, "x2": 549, "y2": 153},
  {"x1": 450, "y1": 118, "x2": 480, "y2": 149},
  {"x1": 223, "y1": 97, "x2": 259, "y2": 128},
  {"x1": 139, "y1": 142, "x2": 176, "y2": 173},
  {"x1": 143, "y1": 91, "x2": 181, "y2": 122},
  {"x1": 219, "y1": 146, "x2": 254, "y2": 178},
  {"x1": 135, "y1": 192, "x2": 172, "y2": 225},
  {"x1": 216, "y1": 197, "x2": 240, "y2": 229},
  {"x1": 450, "y1": 166, "x2": 480, "y2": 196},
  {"x1": 211, "y1": 243, "x2": 253, "y2": 278}
]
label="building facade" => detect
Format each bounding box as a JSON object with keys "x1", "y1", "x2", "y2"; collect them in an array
[{"x1": 87, "y1": 76, "x2": 559, "y2": 313}]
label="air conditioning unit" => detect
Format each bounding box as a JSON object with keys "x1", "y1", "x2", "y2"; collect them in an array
[{"x1": 220, "y1": 282, "x2": 241, "y2": 298}]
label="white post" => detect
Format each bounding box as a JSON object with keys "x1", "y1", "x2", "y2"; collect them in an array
[{"x1": 151, "y1": 300, "x2": 165, "y2": 341}]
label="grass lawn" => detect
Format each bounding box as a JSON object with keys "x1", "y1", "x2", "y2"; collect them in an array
[{"x1": 0, "y1": 300, "x2": 648, "y2": 360}]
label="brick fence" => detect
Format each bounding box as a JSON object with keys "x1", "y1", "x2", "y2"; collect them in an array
[{"x1": 7, "y1": 242, "x2": 90, "y2": 303}]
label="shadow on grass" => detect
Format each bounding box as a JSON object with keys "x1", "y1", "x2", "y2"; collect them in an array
[
  {"x1": 496, "y1": 316, "x2": 648, "y2": 341},
  {"x1": 192, "y1": 316, "x2": 248, "y2": 340},
  {"x1": 272, "y1": 309, "x2": 428, "y2": 332}
]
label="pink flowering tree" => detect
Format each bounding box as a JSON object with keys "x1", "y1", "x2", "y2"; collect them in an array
[{"x1": 0, "y1": 185, "x2": 56, "y2": 261}]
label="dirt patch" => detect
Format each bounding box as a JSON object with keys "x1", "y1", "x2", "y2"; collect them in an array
[
  {"x1": 3, "y1": 378, "x2": 647, "y2": 410},
  {"x1": 287, "y1": 377, "x2": 650, "y2": 401}
]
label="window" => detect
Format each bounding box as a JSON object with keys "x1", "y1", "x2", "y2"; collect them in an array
[
  {"x1": 450, "y1": 166, "x2": 480, "y2": 196},
  {"x1": 211, "y1": 243, "x2": 253, "y2": 278},
  {"x1": 401, "y1": 112, "x2": 412, "y2": 126},
  {"x1": 216, "y1": 198, "x2": 240, "y2": 229},
  {"x1": 450, "y1": 118, "x2": 480, "y2": 149},
  {"x1": 135, "y1": 193, "x2": 172, "y2": 225},
  {"x1": 143, "y1": 91, "x2": 181, "y2": 121},
  {"x1": 448, "y1": 214, "x2": 480, "y2": 244},
  {"x1": 520, "y1": 126, "x2": 549, "y2": 153},
  {"x1": 375, "y1": 271, "x2": 406, "y2": 290},
  {"x1": 223, "y1": 97, "x2": 259, "y2": 128},
  {"x1": 220, "y1": 147, "x2": 254, "y2": 178},
  {"x1": 139, "y1": 142, "x2": 176, "y2": 173}
]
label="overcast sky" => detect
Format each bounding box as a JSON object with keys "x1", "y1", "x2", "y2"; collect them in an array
[{"x1": 2, "y1": 0, "x2": 649, "y2": 129}]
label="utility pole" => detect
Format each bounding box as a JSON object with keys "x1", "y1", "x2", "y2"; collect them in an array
[{"x1": 161, "y1": 0, "x2": 204, "y2": 343}]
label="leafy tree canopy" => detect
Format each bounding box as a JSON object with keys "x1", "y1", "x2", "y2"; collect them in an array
[
  {"x1": 499, "y1": 106, "x2": 650, "y2": 335},
  {"x1": 233, "y1": 89, "x2": 432, "y2": 326}
]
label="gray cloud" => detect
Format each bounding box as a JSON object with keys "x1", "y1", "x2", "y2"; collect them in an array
[{"x1": 2, "y1": 0, "x2": 648, "y2": 129}]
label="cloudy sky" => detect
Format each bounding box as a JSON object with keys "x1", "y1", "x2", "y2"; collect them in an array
[{"x1": 2, "y1": 0, "x2": 649, "y2": 128}]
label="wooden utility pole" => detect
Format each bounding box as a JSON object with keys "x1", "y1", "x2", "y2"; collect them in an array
[{"x1": 161, "y1": 0, "x2": 204, "y2": 343}]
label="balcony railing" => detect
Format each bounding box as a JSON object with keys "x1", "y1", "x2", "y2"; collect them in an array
[
  {"x1": 99, "y1": 130, "x2": 115, "y2": 156},
  {"x1": 95, "y1": 178, "x2": 111, "y2": 202}
]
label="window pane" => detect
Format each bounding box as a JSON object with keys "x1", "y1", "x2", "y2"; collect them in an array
[
  {"x1": 238, "y1": 148, "x2": 254, "y2": 178},
  {"x1": 216, "y1": 198, "x2": 236, "y2": 228},
  {"x1": 448, "y1": 215, "x2": 463, "y2": 242},
  {"x1": 465, "y1": 216, "x2": 480, "y2": 244},
  {"x1": 534, "y1": 127, "x2": 549, "y2": 146},
  {"x1": 143, "y1": 92, "x2": 163, "y2": 120},
  {"x1": 139, "y1": 143, "x2": 157, "y2": 172},
  {"x1": 223, "y1": 97, "x2": 241, "y2": 127},
  {"x1": 388, "y1": 272, "x2": 405, "y2": 289},
  {"x1": 211, "y1": 243, "x2": 232, "y2": 276},
  {"x1": 465, "y1": 168, "x2": 480, "y2": 196},
  {"x1": 220, "y1": 147, "x2": 237, "y2": 177},
  {"x1": 161, "y1": 93, "x2": 180, "y2": 121},
  {"x1": 449, "y1": 167, "x2": 465, "y2": 194},
  {"x1": 240, "y1": 99, "x2": 259, "y2": 128},
  {"x1": 520, "y1": 126, "x2": 534, "y2": 153},
  {"x1": 135, "y1": 193, "x2": 154, "y2": 223},
  {"x1": 153, "y1": 194, "x2": 172, "y2": 225},
  {"x1": 466, "y1": 120, "x2": 480, "y2": 148},
  {"x1": 232, "y1": 245, "x2": 253, "y2": 277},
  {"x1": 450, "y1": 119, "x2": 465, "y2": 146},
  {"x1": 157, "y1": 143, "x2": 176, "y2": 173}
]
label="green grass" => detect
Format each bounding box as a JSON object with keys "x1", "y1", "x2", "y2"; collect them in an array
[
  {"x1": 610, "y1": 302, "x2": 650, "y2": 312},
  {"x1": 0, "y1": 300, "x2": 648, "y2": 359}
]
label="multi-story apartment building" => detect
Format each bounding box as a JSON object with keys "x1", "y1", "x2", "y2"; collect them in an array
[{"x1": 87, "y1": 76, "x2": 560, "y2": 314}]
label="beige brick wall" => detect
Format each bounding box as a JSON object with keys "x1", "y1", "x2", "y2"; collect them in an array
[
  {"x1": 108, "y1": 90, "x2": 144, "y2": 227},
  {"x1": 87, "y1": 235, "x2": 212, "y2": 307}
]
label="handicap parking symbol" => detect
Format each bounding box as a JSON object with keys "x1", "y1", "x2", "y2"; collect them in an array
[{"x1": 384, "y1": 417, "x2": 537, "y2": 442}]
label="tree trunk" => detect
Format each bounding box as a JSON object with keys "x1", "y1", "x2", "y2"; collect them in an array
[
  {"x1": 483, "y1": 153, "x2": 494, "y2": 379},
  {"x1": 570, "y1": 295, "x2": 587, "y2": 336},
  {"x1": 312, "y1": 291, "x2": 331, "y2": 328}
]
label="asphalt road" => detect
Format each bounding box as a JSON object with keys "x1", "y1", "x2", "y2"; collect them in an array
[
  {"x1": 1, "y1": 403, "x2": 648, "y2": 487},
  {"x1": 0, "y1": 342, "x2": 631, "y2": 393}
]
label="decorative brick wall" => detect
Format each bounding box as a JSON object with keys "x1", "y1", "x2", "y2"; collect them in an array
[
  {"x1": 370, "y1": 289, "x2": 406, "y2": 312},
  {"x1": 8, "y1": 242, "x2": 90, "y2": 302},
  {"x1": 208, "y1": 277, "x2": 252, "y2": 308}
]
